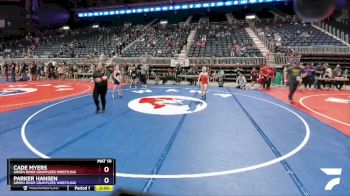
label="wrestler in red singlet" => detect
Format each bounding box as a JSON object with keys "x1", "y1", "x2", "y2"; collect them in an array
[
  {"x1": 200, "y1": 73, "x2": 209, "y2": 85},
  {"x1": 198, "y1": 67, "x2": 209, "y2": 100}
]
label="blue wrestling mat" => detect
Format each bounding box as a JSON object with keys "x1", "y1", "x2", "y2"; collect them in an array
[{"x1": 0, "y1": 85, "x2": 349, "y2": 195}]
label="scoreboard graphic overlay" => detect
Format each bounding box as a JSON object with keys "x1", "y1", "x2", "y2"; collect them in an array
[{"x1": 7, "y1": 158, "x2": 115, "y2": 191}]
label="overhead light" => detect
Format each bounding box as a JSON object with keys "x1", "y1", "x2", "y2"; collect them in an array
[
  {"x1": 216, "y1": 2, "x2": 224, "y2": 6},
  {"x1": 195, "y1": 3, "x2": 202, "y2": 8},
  {"x1": 225, "y1": 1, "x2": 233, "y2": 6},
  {"x1": 92, "y1": 25, "x2": 99, "y2": 28},
  {"x1": 160, "y1": 20, "x2": 168, "y2": 25},
  {"x1": 76, "y1": 0, "x2": 284, "y2": 17},
  {"x1": 246, "y1": 14, "x2": 256, "y2": 20},
  {"x1": 62, "y1": 26, "x2": 70, "y2": 30}
]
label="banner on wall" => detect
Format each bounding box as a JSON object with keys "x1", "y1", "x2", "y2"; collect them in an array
[
  {"x1": 171, "y1": 58, "x2": 189, "y2": 67},
  {"x1": 0, "y1": 20, "x2": 5, "y2": 28}
]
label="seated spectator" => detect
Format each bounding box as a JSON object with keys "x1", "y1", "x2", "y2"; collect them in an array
[
  {"x1": 323, "y1": 64, "x2": 333, "y2": 89},
  {"x1": 333, "y1": 64, "x2": 344, "y2": 90},
  {"x1": 236, "y1": 72, "x2": 247, "y2": 90}
]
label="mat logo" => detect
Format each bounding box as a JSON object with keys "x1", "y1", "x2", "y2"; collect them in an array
[
  {"x1": 321, "y1": 168, "x2": 342, "y2": 191},
  {"x1": 128, "y1": 95, "x2": 207, "y2": 115},
  {"x1": 0, "y1": 88, "x2": 37, "y2": 97}
]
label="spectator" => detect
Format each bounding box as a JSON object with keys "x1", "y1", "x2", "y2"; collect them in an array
[
  {"x1": 236, "y1": 72, "x2": 247, "y2": 89},
  {"x1": 333, "y1": 64, "x2": 344, "y2": 90},
  {"x1": 57, "y1": 65, "x2": 64, "y2": 81},
  {"x1": 3, "y1": 63, "x2": 9, "y2": 81},
  {"x1": 11, "y1": 63, "x2": 16, "y2": 82},
  {"x1": 260, "y1": 64, "x2": 272, "y2": 89},
  {"x1": 323, "y1": 64, "x2": 333, "y2": 89},
  {"x1": 29, "y1": 62, "x2": 37, "y2": 81},
  {"x1": 211, "y1": 70, "x2": 218, "y2": 82},
  {"x1": 250, "y1": 67, "x2": 259, "y2": 89},
  {"x1": 314, "y1": 64, "x2": 325, "y2": 89},
  {"x1": 218, "y1": 68, "x2": 225, "y2": 87},
  {"x1": 302, "y1": 64, "x2": 315, "y2": 89}
]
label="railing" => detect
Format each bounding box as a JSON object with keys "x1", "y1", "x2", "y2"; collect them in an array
[
  {"x1": 254, "y1": 21, "x2": 350, "y2": 56},
  {"x1": 287, "y1": 46, "x2": 350, "y2": 54},
  {"x1": 254, "y1": 28, "x2": 275, "y2": 51},
  {"x1": 0, "y1": 56, "x2": 267, "y2": 66},
  {"x1": 313, "y1": 21, "x2": 350, "y2": 45},
  {"x1": 0, "y1": 57, "x2": 99, "y2": 64},
  {"x1": 272, "y1": 53, "x2": 303, "y2": 66},
  {"x1": 189, "y1": 57, "x2": 266, "y2": 66},
  {"x1": 114, "y1": 57, "x2": 171, "y2": 65},
  {"x1": 255, "y1": 30, "x2": 350, "y2": 55}
]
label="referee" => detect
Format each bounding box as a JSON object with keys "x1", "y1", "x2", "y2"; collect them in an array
[
  {"x1": 93, "y1": 64, "x2": 109, "y2": 113},
  {"x1": 285, "y1": 63, "x2": 305, "y2": 104}
]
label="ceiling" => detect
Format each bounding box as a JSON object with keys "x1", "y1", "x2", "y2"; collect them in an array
[{"x1": 42, "y1": 0, "x2": 205, "y2": 10}]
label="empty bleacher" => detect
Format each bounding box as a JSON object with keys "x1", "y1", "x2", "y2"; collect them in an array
[
  {"x1": 188, "y1": 23, "x2": 262, "y2": 58},
  {"x1": 121, "y1": 24, "x2": 190, "y2": 57},
  {"x1": 256, "y1": 20, "x2": 346, "y2": 53}
]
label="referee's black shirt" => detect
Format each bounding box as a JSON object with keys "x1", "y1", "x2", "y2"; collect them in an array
[{"x1": 93, "y1": 70, "x2": 108, "y2": 88}]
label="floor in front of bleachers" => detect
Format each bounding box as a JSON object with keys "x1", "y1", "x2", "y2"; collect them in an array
[{"x1": 0, "y1": 80, "x2": 349, "y2": 195}]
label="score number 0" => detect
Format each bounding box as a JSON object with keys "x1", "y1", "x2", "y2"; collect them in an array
[{"x1": 104, "y1": 166, "x2": 110, "y2": 184}]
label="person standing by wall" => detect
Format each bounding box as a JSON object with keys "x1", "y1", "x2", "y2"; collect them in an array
[
  {"x1": 268, "y1": 67, "x2": 275, "y2": 88},
  {"x1": 57, "y1": 65, "x2": 64, "y2": 81},
  {"x1": 30, "y1": 62, "x2": 37, "y2": 81},
  {"x1": 260, "y1": 64, "x2": 271, "y2": 89},
  {"x1": 250, "y1": 67, "x2": 259, "y2": 89},
  {"x1": 11, "y1": 63, "x2": 16, "y2": 82},
  {"x1": 218, "y1": 68, "x2": 225, "y2": 87},
  {"x1": 3, "y1": 62, "x2": 9, "y2": 81}
]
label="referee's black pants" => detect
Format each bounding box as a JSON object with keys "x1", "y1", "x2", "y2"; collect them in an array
[
  {"x1": 93, "y1": 86, "x2": 107, "y2": 110},
  {"x1": 288, "y1": 81, "x2": 299, "y2": 101},
  {"x1": 263, "y1": 77, "x2": 271, "y2": 89},
  {"x1": 140, "y1": 74, "x2": 147, "y2": 85}
]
